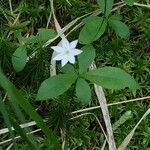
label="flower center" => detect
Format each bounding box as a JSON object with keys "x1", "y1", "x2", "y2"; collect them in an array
[{"x1": 65, "y1": 50, "x2": 70, "y2": 54}]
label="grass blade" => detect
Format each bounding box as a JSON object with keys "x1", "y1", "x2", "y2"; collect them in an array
[
  {"x1": 8, "y1": 100, "x2": 40, "y2": 149},
  {"x1": 118, "y1": 108, "x2": 150, "y2": 150},
  {"x1": 0, "y1": 69, "x2": 61, "y2": 149},
  {"x1": 90, "y1": 63, "x2": 116, "y2": 150},
  {"x1": 0, "y1": 95, "x2": 17, "y2": 149},
  {"x1": 10, "y1": 117, "x2": 39, "y2": 150}
]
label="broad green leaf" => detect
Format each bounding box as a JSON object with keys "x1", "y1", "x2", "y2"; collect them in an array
[
  {"x1": 79, "y1": 16, "x2": 107, "y2": 44},
  {"x1": 76, "y1": 79, "x2": 91, "y2": 104},
  {"x1": 108, "y1": 16, "x2": 130, "y2": 38},
  {"x1": 61, "y1": 64, "x2": 75, "y2": 74},
  {"x1": 37, "y1": 28, "x2": 56, "y2": 42},
  {"x1": 83, "y1": 67, "x2": 139, "y2": 90},
  {"x1": 108, "y1": 14, "x2": 122, "y2": 21},
  {"x1": 97, "y1": 0, "x2": 114, "y2": 17},
  {"x1": 26, "y1": 35, "x2": 38, "y2": 44},
  {"x1": 78, "y1": 45, "x2": 96, "y2": 74},
  {"x1": 0, "y1": 69, "x2": 61, "y2": 149},
  {"x1": 124, "y1": 0, "x2": 134, "y2": 6},
  {"x1": 36, "y1": 74, "x2": 77, "y2": 100},
  {"x1": 12, "y1": 45, "x2": 27, "y2": 72}
]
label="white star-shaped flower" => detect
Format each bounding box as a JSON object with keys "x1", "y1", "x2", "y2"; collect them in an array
[{"x1": 51, "y1": 37, "x2": 82, "y2": 67}]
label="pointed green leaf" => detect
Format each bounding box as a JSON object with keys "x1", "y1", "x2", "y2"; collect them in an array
[
  {"x1": 26, "y1": 35, "x2": 38, "y2": 44},
  {"x1": 108, "y1": 16, "x2": 130, "y2": 38},
  {"x1": 97, "y1": 0, "x2": 114, "y2": 17},
  {"x1": 76, "y1": 79, "x2": 91, "y2": 104},
  {"x1": 61, "y1": 64, "x2": 75, "y2": 74},
  {"x1": 108, "y1": 14, "x2": 122, "y2": 21},
  {"x1": 12, "y1": 45, "x2": 27, "y2": 72},
  {"x1": 78, "y1": 45, "x2": 96, "y2": 74},
  {"x1": 37, "y1": 74, "x2": 77, "y2": 100},
  {"x1": 83, "y1": 67, "x2": 139, "y2": 90},
  {"x1": 37, "y1": 28, "x2": 56, "y2": 42},
  {"x1": 79, "y1": 16, "x2": 107, "y2": 44}
]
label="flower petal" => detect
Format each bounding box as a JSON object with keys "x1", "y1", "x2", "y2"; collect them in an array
[
  {"x1": 51, "y1": 46, "x2": 65, "y2": 53},
  {"x1": 72, "y1": 49, "x2": 82, "y2": 56},
  {"x1": 61, "y1": 58, "x2": 69, "y2": 67},
  {"x1": 70, "y1": 40, "x2": 78, "y2": 49},
  {"x1": 53, "y1": 53, "x2": 64, "y2": 60},
  {"x1": 68, "y1": 55, "x2": 75, "y2": 64},
  {"x1": 58, "y1": 40, "x2": 63, "y2": 47},
  {"x1": 51, "y1": 51, "x2": 58, "y2": 59},
  {"x1": 61, "y1": 37, "x2": 70, "y2": 49}
]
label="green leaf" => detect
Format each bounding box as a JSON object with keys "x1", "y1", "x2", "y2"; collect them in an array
[
  {"x1": 83, "y1": 67, "x2": 139, "y2": 90},
  {"x1": 61, "y1": 64, "x2": 75, "y2": 74},
  {"x1": 12, "y1": 45, "x2": 27, "y2": 72},
  {"x1": 79, "y1": 16, "x2": 107, "y2": 44},
  {"x1": 78, "y1": 45, "x2": 96, "y2": 74},
  {"x1": 97, "y1": 0, "x2": 114, "y2": 17},
  {"x1": 0, "y1": 69, "x2": 61, "y2": 149},
  {"x1": 14, "y1": 30, "x2": 25, "y2": 44},
  {"x1": 108, "y1": 14, "x2": 122, "y2": 21},
  {"x1": 26, "y1": 35, "x2": 38, "y2": 44},
  {"x1": 37, "y1": 74, "x2": 77, "y2": 100},
  {"x1": 108, "y1": 16, "x2": 130, "y2": 38},
  {"x1": 124, "y1": 0, "x2": 134, "y2": 6},
  {"x1": 76, "y1": 79, "x2": 91, "y2": 104},
  {"x1": 37, "y1": 28, "x2": 56, "y2": 42},
  {"x1": 25, "y1": 28, "x2": 56, "y2": 44}
]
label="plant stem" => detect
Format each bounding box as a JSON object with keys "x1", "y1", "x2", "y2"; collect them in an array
[
  {"x1": 8, "y1": 0, "x2": 13, "y2": 15},
  {"x1": 72, "y1": 96, "x2": 150, "y2": 114}
]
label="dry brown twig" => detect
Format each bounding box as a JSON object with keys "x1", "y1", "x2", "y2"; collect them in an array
[{"x1": 90, "y1": 63, "x2": 116, "y2": 150}]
